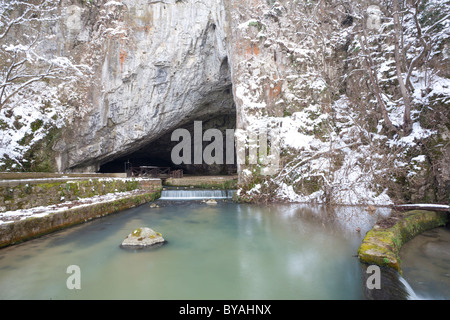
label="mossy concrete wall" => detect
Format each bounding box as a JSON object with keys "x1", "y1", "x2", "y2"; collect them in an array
[
  {"x1": 358, "y1": 210, "x2": 448, "y2": 272},
  {"x1": 164, "y1": 176, "x2": 238, "y2": 189},
  {"x1": 0, "y1": 190, "x2": 161, "y2": 248},
  {"x1": 0, "y1": 178, "x2": 161, "y2": 212}
]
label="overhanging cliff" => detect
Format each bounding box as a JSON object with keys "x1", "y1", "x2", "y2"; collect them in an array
[
  {"x1": 53, "y1": 0, "x2": 234, "y2": 173},
  {"x1": 1, "y1": 0, "x2": 448, "y2": 204}
]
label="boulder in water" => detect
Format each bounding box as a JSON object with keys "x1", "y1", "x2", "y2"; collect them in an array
[{"x1": 121, "y1": 227, "x2": 165, "y2": 248}]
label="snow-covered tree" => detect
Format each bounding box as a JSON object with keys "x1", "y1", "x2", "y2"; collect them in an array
[
  {"x1": 0, "y1": 0, "x2": 85, "y2": 110},
  {"x1": 350, "y1": 0, "x2": 449, "y2": 136}
]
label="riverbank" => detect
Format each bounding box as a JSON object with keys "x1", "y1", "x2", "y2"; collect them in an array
[{"x1": 358, "y1": 208, "x2": 449, "y2": 273}]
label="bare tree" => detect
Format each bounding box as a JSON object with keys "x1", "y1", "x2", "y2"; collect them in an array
[
  {"x1": 359, "y1": 24, "x2": 398, "y2": 134},
  {"x1": 0, "y1": 0, "x2": 83, "y2": 110},
  {"x1": 392, "y1": 0, "x2": 413, "y2": 134},
  {"x1": 350, "y1": 0, "x2": 438, "y2": 136}
]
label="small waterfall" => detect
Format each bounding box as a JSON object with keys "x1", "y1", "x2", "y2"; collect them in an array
[
  {"x1": 361, "y1": 264, "x2": 420, "y2": 300},
  {"x1": 399, "y1": 276, "x2": 421, "y2": 300},
  {"x1": 160, "y1": 189, "x2": 236, "y2": 200}
]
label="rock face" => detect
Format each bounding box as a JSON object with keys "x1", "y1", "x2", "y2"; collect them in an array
[
  {"x1": 53, "y1": 0, "x2": 233, "y2": 172},
  {"x1": 121, "y1": 227, "x2": 165, "y2": 248},
  {"x1": 223, "y1": 0, "x2": 450, "y2": 204},
  {"x1": 1, "y1": 0, "x2": 448, "y2": 205}
]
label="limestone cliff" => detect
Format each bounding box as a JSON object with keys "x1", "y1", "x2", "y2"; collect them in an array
[
  {"x1": 0, "y1": 0, "x2": 448, "y2": 205},
  {"x1": 54, "y1": 0, "x2": 233, "y2": 172}
]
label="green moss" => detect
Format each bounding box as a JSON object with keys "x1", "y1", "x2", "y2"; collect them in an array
[
  {"x1": 132, "y1": 228, "x2": 142, "y2": 237},
  {"x1": 18, "y1": 133, "x2": 34, "y2": 147},
  {"x1": 20, "y1": 126, "x2": 61, "y2": 172},
  {"x1": 301, "y1": 176, "x2": 322, "y2": 194},
  {"x1": 164, "y1": 180, "x2": 237, "y2": 190},
  {"x1": 0, "y1": 119, "x2": 9, "y2": 130},
  {"x1": 3, "y1": 189, "x2": 14, "y2": 201},
  {"x1": 248, "y1": 20, "x2": 265, "y2": 31},
  {"x1": 30, "y1": 119, "x2": 44, "y2": 132},
  {"x1": 0, "y1": 189, "x2": 163, "y2": 248},
  {"x1": 358, "y1": 210, "x2": 448, "y2": 273}
]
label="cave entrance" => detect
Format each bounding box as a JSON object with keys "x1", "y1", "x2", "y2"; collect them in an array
[{"x1": 99, "y1": 112, "x2": 236, "y2": 177}]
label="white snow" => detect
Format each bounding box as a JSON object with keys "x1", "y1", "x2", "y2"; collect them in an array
[
  {"x1": 395, "y1": 203, "x2": 449, "y2": 209},
  {"x1": 0, "y1": 189, "x2": 150, "y2": 225},
  {"x1": 105, "y1": 1, "x2": 124, "y2": 6}
]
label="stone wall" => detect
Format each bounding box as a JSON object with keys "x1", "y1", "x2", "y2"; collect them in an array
[
  {"x1": 164, "y1": 175, "x2": 237, "y2": 189},
  {"x1": 0, "y1": 190, "x2": 161, "y2": 248},
  {"x1": 0, "y1": 178, "x2": 161, "y2": 212},
  {"x1": 358, "y1": 210, "x2": 449, "y2": 272}
]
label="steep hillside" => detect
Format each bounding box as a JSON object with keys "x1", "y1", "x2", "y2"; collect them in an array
[{"x1": 1, "y1": 0, "x2": 448, "y2": 205}]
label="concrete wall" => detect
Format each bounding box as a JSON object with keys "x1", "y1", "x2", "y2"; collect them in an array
[
  {"x1": 164, "y1": 176, "x2": 237, "y2": 189},
  {"x1": 1, "y1": 177, "x2": 161, "y2": 212},
  {"x1": 0, "y1": 190, "x2": 161, "y2": 248}
]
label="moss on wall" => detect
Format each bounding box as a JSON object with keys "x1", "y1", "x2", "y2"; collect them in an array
[
  {"x1": 0, "y1": 178, "x2": 160, "y2": 212},
  {"x1": 358, "y1": 210, "x2": 448, "y2": 273},
  {"x1": 0, "y1": 190, "x2": 161, "y2": 248},
  {"x1": 164, "y1": 177, "x2": 237, "y2": 190}
]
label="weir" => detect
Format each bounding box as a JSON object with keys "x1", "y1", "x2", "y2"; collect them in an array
[{"x1": 159, "y1": 189, "x2": 236, "y2": 200}]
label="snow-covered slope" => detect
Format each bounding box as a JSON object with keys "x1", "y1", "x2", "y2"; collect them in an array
[{"x1": 1, "y1": 0, "x2": 449, "y2": 205}]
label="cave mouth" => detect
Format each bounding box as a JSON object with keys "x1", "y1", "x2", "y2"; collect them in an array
[{"x1": 99, "y1": 112, "x2": 237, "y2": 176}]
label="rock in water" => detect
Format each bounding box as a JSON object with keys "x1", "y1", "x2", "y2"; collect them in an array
[{"x1": 121, "y1": 227, "x2": 165, "y2": 248}]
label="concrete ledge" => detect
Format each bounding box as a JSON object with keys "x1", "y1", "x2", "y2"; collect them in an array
[
  {"x1": 164, "y1": 175, "x2": 237, "y2": 189},
  {"x1": 0, "y1": 172, "x2": 127, "y2": 180},
  {"x1": 1, "y1": 177, "x2": 161, "y2": 212},
  {"x1": 358, "y1": 210, "x2": 448, "y2": 272},
  {"x1": 0, "y1": 190, "x2": 161, "y2": 248}
]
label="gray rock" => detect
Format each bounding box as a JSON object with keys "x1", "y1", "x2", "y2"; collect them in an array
[
  {"x1": 121, "y1": 227, "x2": 165, "y2": 248},
  {"x1": 51, "y1": 0, "x2": 233, "y2": 172}
]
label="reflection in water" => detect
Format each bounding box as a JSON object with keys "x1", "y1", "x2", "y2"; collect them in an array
[{"x1": 0, "y1": 201, "x2": 439, "y2": 300}]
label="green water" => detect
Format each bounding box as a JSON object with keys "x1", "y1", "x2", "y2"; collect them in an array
[{"x1": 0, "y1": 201, "x2": 387, "y2": 300}]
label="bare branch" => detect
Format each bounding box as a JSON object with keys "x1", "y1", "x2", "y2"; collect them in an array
[
  {"x1": 0, "y1": 0, "x2": 85, "y2": 110},
  {"x1": 359, "y1": 26, "x2": 397, "y2": 134},
  {"x1": 392, "y1": 0, "x2": 413, "y2": 135}
]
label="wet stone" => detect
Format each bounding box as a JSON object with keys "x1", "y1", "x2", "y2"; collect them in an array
[{"x1": 121, "y1": 227, "x2": 165, "y2": 248}]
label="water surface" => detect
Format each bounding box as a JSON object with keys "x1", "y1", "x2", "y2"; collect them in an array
[
  {"x1": 400, "y1": 226, "x2": 450, "y2": 299},
  {"x1": 0, "y1": 201, "x2": 388, "y2": 299}
]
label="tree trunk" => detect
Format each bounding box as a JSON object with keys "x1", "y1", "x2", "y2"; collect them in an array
[
  {"x1": 359, "y1": 27, "x2": 397, "y2": 135},
  {"x1": 392, "y1": 0, "x2": 413, "y2": 135}
]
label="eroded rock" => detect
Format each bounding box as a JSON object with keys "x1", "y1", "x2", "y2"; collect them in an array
[{"x1": 121, "y1": 227, "x2": 165, "y2": 248}]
